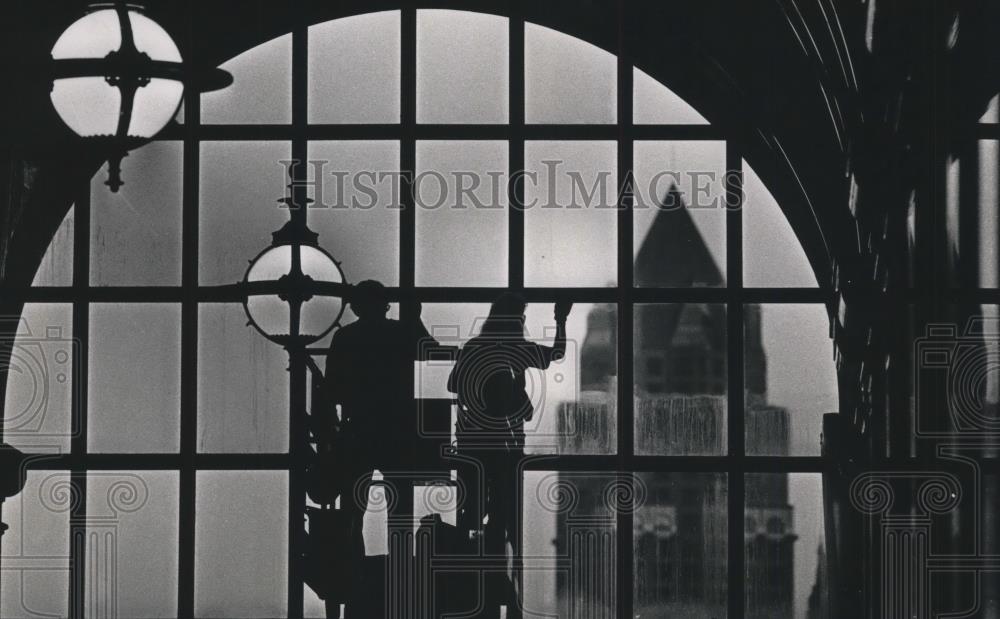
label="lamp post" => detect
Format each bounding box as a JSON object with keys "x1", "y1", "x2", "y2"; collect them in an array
[
  {"x1": 47, "y1": 2, "x2": 231, "y2": 191},
  {"x1": 243, "y1": 190, "x2": 348, "y2": 616}
]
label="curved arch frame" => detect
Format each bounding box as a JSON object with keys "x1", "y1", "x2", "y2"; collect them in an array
[{"x1": 4, "y1": 4, "x2": 843, "y2": 619}]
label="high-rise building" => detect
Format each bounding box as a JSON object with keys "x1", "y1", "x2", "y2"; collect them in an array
[{"x1": 554, "y1": 187, "x2": 796, "y2": 618}]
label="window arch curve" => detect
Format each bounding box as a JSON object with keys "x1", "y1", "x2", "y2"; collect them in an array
[{"x1": 9, "y1": 8, "x2": 836, "y2": 619}]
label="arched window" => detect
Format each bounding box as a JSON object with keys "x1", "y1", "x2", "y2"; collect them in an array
[{"x1": 5, "y1": 8, "x2": 836, "y2": 618}]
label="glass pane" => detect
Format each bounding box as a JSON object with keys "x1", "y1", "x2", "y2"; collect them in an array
[
  {"x1": 309, "y1": 11, "x2": 400, "y2": 124},
  {"x1": 635, "y1": 473, "x2": 728, "y2": 618},
  {"x1": 85, "y1": 471, "x2": 179, "y2": 618},
  {"x1": 32, "y1": 207, "x2": 74, "y2": 287},
  {"x1": 415, "y1": 141, "x2": 508, "y2": 287},
  {"x1": 3, "y1": 304, "x2": 75, "y2": 454},
  {"x1": 91, "y1": 141, "x2": 182, "y2": 285},
  {"x1": 634, "y1": 141, "x2": 726, "y2": 287},
  {"x1": 200, "y1": 141, "x2": 291, "y2": 285},
  {"x1": 419, "y1": 304, "x2": 490, "y2": 401},
  {"x1": 980, "y1": 140, "x2": 998, "y2": 287},
  {"x1": 525, "y1": 302, "x2": 616, "y2": 455},
  {"x1": 88, "y1": 304, "x2": 180, "y2": 453},
  {"x1": 747, "y1": 304, "x2": 837, "y2": 456},
  {"x1": 202, "y1": 34, "x2": 291, "y2": 124},
  {"x1": 743, "y1": 161, "x2": 818, "y2": 287},
  {"x1": 633, "y1": 67, "x2": 709, "y2": 125},
  {"x1": 1, "y1": 471, "x2": 70, "y2": 619},
  {"x1": 417, "y1": 10, "x2": 508, "y2": 124},
  {"x1": 524, "y1": 23, "x2": 616, "y2": 124},
  {"x1": 524, "y1": 141, "x2": 617, "y2": 287},
  {"x1": 195, "y1": 471, "x2": 288, "y2": 618},
  {"x1": 198, "y1": 304, "x2": 289, "y2": 453},
  {"x1": 634, "y1": 304, "x2": 727, "y2": 456},
  {"x1": 981, "y1": 94, "x2": 999, "y2": 123},
  {"x1": 308, "y1": 141, "x2": 400, "y2": 285},
  {"x1": 745, "y1": 473, "x2": 826, "y2": 619},
  {"x1": 522, "y1": 471, "x2": 618, "y2": 617}
]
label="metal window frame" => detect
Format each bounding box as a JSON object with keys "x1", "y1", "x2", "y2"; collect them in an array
[{"x1": 18, "y1": 5, "x2": 837, "y2": 618}]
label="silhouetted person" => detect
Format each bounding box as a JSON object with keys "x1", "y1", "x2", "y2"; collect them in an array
[
  {"x1": 322, "y1": 280, "x2": 447, "y2": 616},
  {"x1": 448, "y1": 293, "x2": 572, "y2": 613}
]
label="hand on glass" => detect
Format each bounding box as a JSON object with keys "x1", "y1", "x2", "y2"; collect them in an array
[{"x1": 554, "y1": 301, "x2": 573, "y2": 323}]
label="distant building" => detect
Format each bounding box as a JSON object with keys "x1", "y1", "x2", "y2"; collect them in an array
[
  {"x1": 554, "y1": 187, "x2": 796, "y2": 618},
  {"x1": 806, "y1": 544, "x2": 830, "y2": 619}
]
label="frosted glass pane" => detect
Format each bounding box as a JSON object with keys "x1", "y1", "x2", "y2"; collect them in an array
[
  {"x1": 91, "y1": 141, "x2": 182, "y2": 285},
  {"x1": 200, "y1": 141, "x2": 291, "y2": 285},
  {"x1": 634, "y1": 473, "x2": 728, "y2": 616},
  {"x1": 415, "y1": 141, "x2": 507, "y2": 286},
  {"x1": 748, "y1": 304, "x2": 836, "y2": 456},
  {"x1": 1, "y1": 472, "x2": 70, "y2": 619},
  {"x1": 743, "y1": 161, "x2": 818, "y2": 287},
  {"x1": 195, "y1": 471, "x2": 288, "y2": 618},
  {"x1": 2, "y1": 304, "x2": 74, "y2": 454},
  {"x1": 522, "y1": 471, "x2": 618, "y2": 616},
  {"x1": 524, "y1": 141, "x2": 617, "y2": 287},
  {"x1": 309, "y1": 11, "x2": 400, "y2": 123},
  {"x1": 417, "y1": 10, "x2": 508, "y2": 124},
  {"x1": 84, "y1": 471, "x2": 178, "y2": 618},
  {"x1": 202, "y1": 34, "x2": 291, "y2": 124},
  {"x1": 308, "y1": 141, "x2": 400, "y2": 285},
  {"x1": 421, "y1": 303, "x2": 491, "y2": 344},
  {"x1": 88, "y1": 304, "x2": 180, "y2": 453},
  {"x1": 198, "y1": 304, "x2": 289, "y2": 453},
  {"x1": 634, "y1": 304, "x2": 727, "y2": 456},
  {"x1": 524, "y1": 303, "x2": 616, "y2": 455},
  {"x1": 525, "y1": 23, "x2": 616, "y2": 124},
  {"x1": 980, "y1": 141, "x2": 999, "y2": 287},
  {"x1": 633, "y1": 141, "x2": 726, "y2": 287},
  {"x1": 32, "y1": 207, "x2": 74, "y2": 287},
  {"x1": 745, "y1": 473, "x2": 826, "y2": 619},
  {"x1": 633, "y1": 67, "x2": 709, "y2": 125}
]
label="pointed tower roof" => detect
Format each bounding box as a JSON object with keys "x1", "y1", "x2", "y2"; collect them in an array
[{"x1": 634, "y1": 184, "x2": 724, "y2": 287}]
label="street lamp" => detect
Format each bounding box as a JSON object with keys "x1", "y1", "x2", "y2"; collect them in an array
[
  {"x1": 242, "y1": 203, "x2": 348, "y2": 347},
  {"x1": 242, "y1": 195, "x2": 349, "y2": 615},
  {"x1": 48, "y1": 2, "x2": 231, "y2": 191}
]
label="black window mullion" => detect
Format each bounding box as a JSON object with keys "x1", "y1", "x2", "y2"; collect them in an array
[
  {"x1": 726, "y1": 143, "x2": 746, "y2": 619},
  {"x1": 68, "y1": 180, "x2": 90, "y2": 619},
  {"x1": 287, "y1": 11, "x2": 309, "y2": 618},
  {"x1": 400, "y1": 7, "x2": 417, "y2": 296},
  {"x1": 615, "y1": 2, "x2": 634, "y2": 616},
  {"x1": 177, "y1": 58, "x2": 201, "y2": 618},
  {"x1": 509, "y1": 6, "x2": 525, "y2": 290}
]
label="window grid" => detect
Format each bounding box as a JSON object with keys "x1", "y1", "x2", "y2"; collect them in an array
[{"x1": 23, "y1": 5, "x2": 836, "y2": 618}]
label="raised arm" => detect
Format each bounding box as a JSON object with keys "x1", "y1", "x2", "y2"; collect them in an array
[{"x1": 550, "y1": 300, "x2": 572, "y2": 362}]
